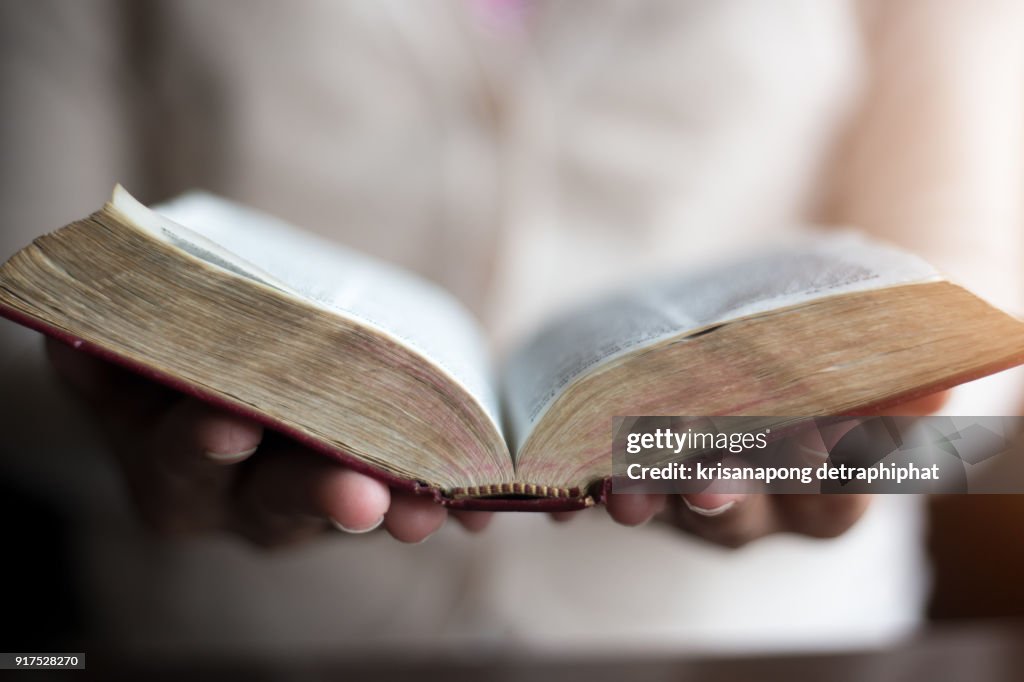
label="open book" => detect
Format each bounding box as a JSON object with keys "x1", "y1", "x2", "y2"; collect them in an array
[{"x1": 3, "y1": 186, "x2": 1024, "y2": 510}]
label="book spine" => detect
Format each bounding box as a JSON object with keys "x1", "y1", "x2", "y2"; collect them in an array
[{"x1": 450, "y1": 483, "x2": 584, "y2": 499}]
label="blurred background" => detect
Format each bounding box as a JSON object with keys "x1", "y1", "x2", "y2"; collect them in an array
[{"x1": 2, "y1": 0, "x2": 1024, "y2": 677}]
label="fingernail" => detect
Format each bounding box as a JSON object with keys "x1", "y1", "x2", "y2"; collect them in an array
[
  {"x1": 683, "y1": 498, "x2": 737, "y2": 517},
  {"x1": 330, "y1": 515, "x2": 384, "y2": 534},
  {"x1": 204, "y1": 446, "x2": 258, "y2": 464}
]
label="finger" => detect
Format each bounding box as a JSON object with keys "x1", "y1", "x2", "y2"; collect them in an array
[
  {"x1": 383, "y1": 492, "x2": 447, "y2": 543},
  {"x1": 250, "y1": 452, "x2": 389, "y2": 530},
  {"x1": 450, "y1": 510, "x2": 494, "y2": 533},
  {"x1": 605, "y1": 494, "x2": 667, "y2": 526},
  {"x1": 549, "y1": 510, "x2": 581, "y2": 524},
  {"x1": 153, "y1": 399, "x2": 263, "y2": 480},
  {"x1": 664, "y1": 493, "x2": 779, "y2": 548},
  {"x1": 318, "y1": 469, "x2": 390, "y2": 533},
  {"x1": 233, "y1": 448, "x2": 388, "y2": 547},
  {"x1": 122, "y1": 399, "x2": 263, "y2": 536},
  {"x1": 774, "y1": 494, "x2": 872, "y2": 539}
]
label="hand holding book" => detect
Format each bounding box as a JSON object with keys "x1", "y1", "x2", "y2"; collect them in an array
[
  {"x1": 46, "y1": 333, "x2": 952, "y2": 547},
  {"x1": 45, "y1": 337, "x2": 487, "y2": 545},
  {"x1": 598, "y1": 392, "x2": 950, "y2": 546},
  {"x1": 46, "y1": 331, "x2": 951, "y2": 547}
]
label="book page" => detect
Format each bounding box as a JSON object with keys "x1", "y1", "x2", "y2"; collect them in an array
[
  {"x1": 110, "y1": 187, "x2": 502, "y2": 434},
  {"x1": 502, "y1": 233, "x2": 941, "y2": 452}
]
